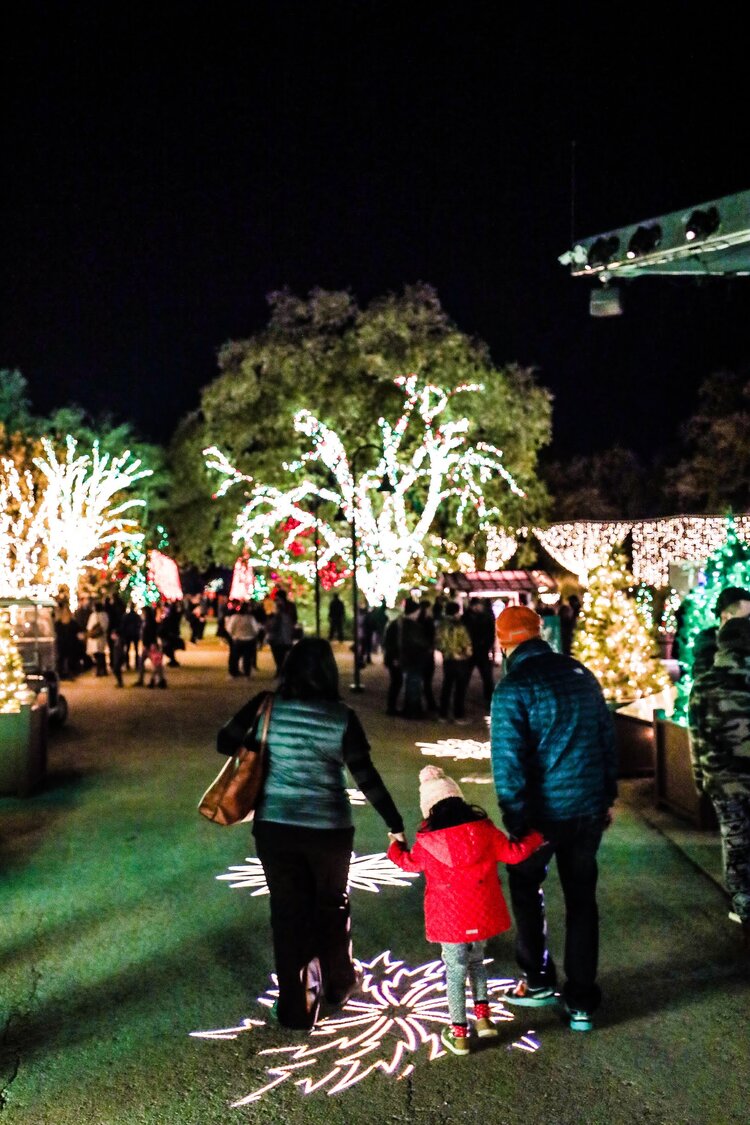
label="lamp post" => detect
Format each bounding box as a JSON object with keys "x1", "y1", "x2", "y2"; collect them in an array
[
  {"x1": 345, "y1": 442, "x2": 392, "y2": 693},
  {"x1": 309, "y1": 496, "x2": 321, "y2": 637}
]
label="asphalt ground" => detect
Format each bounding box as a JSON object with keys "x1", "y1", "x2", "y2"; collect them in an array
[{"x1": 1, "y1": 637, "x2": 748, "y2": 1125}]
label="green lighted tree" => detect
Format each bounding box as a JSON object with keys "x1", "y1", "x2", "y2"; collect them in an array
[
  {"x1": 572, "y1": 552, "x2": 671, "y2": 704},
  {"x1": 673, "y1": 518, "x2": 750, "y2": 722}
]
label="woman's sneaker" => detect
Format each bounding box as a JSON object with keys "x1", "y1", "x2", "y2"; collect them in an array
[
  {"x1": 564, "y1": 1004, "x2": 593, "y2": 1032},
  {"x1": 503, "y1": 979, "x2": 559, "y2": 1006},
  {"x1": 441, "y1": 1024, "x2": 470, "y2": 1055},
  {"x1": 474, "y1": 1017, "x2": 499, "y2": 1038}
]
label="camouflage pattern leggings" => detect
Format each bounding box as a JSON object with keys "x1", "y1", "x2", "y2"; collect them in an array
[{"x1": 710, "y1": 788, "x2": 750, "y2": 922}]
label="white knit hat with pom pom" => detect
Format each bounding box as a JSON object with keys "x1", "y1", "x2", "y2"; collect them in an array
[{"x1": 419, "y1": 764, "x2": 463, "y2": 818}]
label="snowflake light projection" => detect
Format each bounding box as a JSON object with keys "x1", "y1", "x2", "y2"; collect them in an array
[
  {"x1": 205, "y1": 375, "x2": 525, "y2": 608},
  {"x1": 191, "y1": 951, "x2": 539, "y2": 1104},
  {"x1": 217, "y1": 852, "x2": 419, "y2": 896},
  {"x1": 416, "y1": 736, "x2": 490, "y2": 761},
  {"x1": 417, "y1": 735, "x2": 494, "y2": 786}
]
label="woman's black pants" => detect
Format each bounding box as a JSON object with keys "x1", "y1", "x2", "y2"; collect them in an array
[{"x1": 253, "y1": 821, "x2": 355, "y2": 1029}]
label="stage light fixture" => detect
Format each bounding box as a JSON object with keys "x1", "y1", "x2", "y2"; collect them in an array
[
  {"x1": 685, "y1": 205, "x2": 720, "y2": 242},
  {"x1": 626, "y1": 224, "x2": 662, "y2": 259},
  {"x1": 589, "y1": 283, "x2": 623, "y2": 318},
  {"x1": 586, "y1": 235, "x2": 620, "y2": 269}
]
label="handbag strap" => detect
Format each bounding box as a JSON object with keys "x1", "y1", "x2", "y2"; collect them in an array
[{"x1": 256, "y1": 693, "x2": 273, "y2": 751}]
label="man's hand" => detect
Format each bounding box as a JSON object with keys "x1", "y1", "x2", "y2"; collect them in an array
[{"x1": 388, "y1": 832, "x2": 406, "y2": 845}]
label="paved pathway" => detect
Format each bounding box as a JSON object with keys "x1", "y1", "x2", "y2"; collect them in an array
[{"x1": 0, "y1": 638, "x2": 747, "y2": 1124}]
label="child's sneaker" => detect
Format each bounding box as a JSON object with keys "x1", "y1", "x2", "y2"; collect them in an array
[
  {"x1": 474, "y1": 1001, "x2": 498, "y2": 1037},
  {"x1": 474, "y1": 1016, "x2": 499, "y2": 1038},
  {"x1": 441, "y1": 1024, "x2": 470, "y2": 1055},
  {"x1": 503, "y1": 979, "x2": 559, "y2": 1006},
  {"x1": 564, "y1": 1004, "x2": 593, "y2": 1032}
]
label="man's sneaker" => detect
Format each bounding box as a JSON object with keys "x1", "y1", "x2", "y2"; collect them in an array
[
  {"x1": 564, "y1": 1004, "x2": 593, "y2": 1032},
  {"x1": 503, "y1": 979, "x2": 559, "y2": 1007},
  {"x1": 440, "y1": 1025, "x2": 470, "y2": 1055},
  {"x1": 474, "y1": 1017, "x2": 499, "y2": 1038}
]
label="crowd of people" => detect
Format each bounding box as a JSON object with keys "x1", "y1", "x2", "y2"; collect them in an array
[{"x1": 53, "y1": 592, "x2": 185, "y2": 688}]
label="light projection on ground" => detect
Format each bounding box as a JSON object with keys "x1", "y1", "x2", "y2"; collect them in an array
[
  {"x1": 346, "y1": 788, "x2": 366, "y2": 805},
  {"x1": 217, "y1": 852, "x2": 420, "y2": 895},
  {"x1": 191, "y1": 951, "x2": 542, "y2": 1104},
  {"x1": 416, "y1": 736, "x2": 490, "y2": 761}
]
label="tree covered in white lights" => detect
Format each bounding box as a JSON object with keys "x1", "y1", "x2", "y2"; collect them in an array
[
  {"x1": 572, "y1": 552, "x2": 671, "y2": 703},
  {"x1": 206, "y1": 375, "x2": 527, "y2": 607},
  {"x1": 34, "y1": 438, "x2": 152, "y2": 605},
  {"x1": 0, "y1": 437, "x2": 152, "y2": 607}
]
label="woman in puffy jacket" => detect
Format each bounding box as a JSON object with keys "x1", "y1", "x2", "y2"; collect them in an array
[
  {"x1": 388, "y1": 765, "x2": 543, "y2": 1055},
  {"x1": 218, "y1": 637, "x2": 405, "y2": 1031}
]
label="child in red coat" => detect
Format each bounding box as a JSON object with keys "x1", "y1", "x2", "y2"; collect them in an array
[{"x1": 387, "y1": 765, "x2": 544, "y2": 1055}]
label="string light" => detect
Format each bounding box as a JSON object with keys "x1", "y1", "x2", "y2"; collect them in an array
[
  {"x1": 0, "y1": 610, "x2": 36, "y2": 713},
  {"x1": 0, "y1": 438, "x2": 152, "y2": 608},
  {"x1": 531, "y1": 522, "x2": 631, "y2": 584},
  {"x1": 205, "y1": 376, "x2": 526, "y2": 607}
]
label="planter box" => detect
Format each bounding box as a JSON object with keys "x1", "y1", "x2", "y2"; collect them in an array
[
  {"x1": 0, "y1": 694, "x2": 49, "y2": 798},
  {"x1": 654, "y1": 715, "x2": 717, "y2": 830},
  {"x1": 613, "y1": 709, "x2": 655, "y2": 778}
]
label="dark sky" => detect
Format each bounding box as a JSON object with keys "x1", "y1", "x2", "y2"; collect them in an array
[{"x1": 3, "y1": 3, "x2": 750, "y2": 458}]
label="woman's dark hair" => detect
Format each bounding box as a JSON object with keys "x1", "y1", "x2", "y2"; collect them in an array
[
  {"x1": 423, "y1": 796, "x2": 488, "y2": 831},
  {"x1": 278, "y1": 637, "x2": 341, "y2": 702}
]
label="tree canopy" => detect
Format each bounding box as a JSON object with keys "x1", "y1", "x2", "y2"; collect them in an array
[{"x1": 168, "y1": 284, "x2": 553, "y2": 566}]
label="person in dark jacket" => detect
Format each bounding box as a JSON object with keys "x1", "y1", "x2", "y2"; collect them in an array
[
  {"x1": 463, "y1": 598, "x2": 496, "y2": 710},
  {"x1": 490, "y1": 605, "x2": 616, "y2": 1031},
  {"x1": 691, "y1": 586, "x2": 750, "y2": 680},
  {"x1": 689, "y1": 617, "x2": 750, "y2": 939},
  {"x1": 327, "y1": 593, "x2": 345, "y2": 643},
  {"x1": 217, "y1": 637, "x2": 405, "y2": 1030},
  {"x1": 388, "y1": 766, "x2": 542, "y2": 1055}
]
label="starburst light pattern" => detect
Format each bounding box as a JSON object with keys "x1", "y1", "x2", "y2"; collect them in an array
[
  {"x1": 192, "y1": 951, "x2": 532, "y2": 1104},
  {"x1": 216, "y1": 852, "x2": 420, "y2": 895}
]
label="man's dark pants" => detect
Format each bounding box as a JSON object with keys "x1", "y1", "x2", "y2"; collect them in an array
[
  {"x1": 254, "y1": 822, "x2": 355, "y2": 1028},
  {"x1": 506, "y1": 814, "x2": 605, "y2": 1012}
]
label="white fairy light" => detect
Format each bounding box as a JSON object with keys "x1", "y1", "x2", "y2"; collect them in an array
[
  {"x1": 34, "y1": 437, "x2": 152, "y2": 607},
  {"x1": 485, "y1": 527, "x2": 519, "y2": 570},
  {"x1": 532, "y1": 521, "x2": 631, "y2": 585},
  {"x1": 0, "y1": 438, "x2": 152, "y2": 607},
  {"x1": 216, "y1": 852, "x2": 419, "y2": 895},
  {"x1": 524, "y1": 516, "x2": 750, "y2": 589},
  {"x1": 0, "y1": 458, "x2": 47, "y2": 599},
  {"x1": 205, "y1": 376, "x2": 526, "y2": 607},
  {"x1": 192, "y1": 951, "x2": 528, "y2": 1104}
]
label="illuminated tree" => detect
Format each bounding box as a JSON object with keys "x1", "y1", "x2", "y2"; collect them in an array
[
  {"x1": 206, "y1": 375, "x2": 526, "y2": 607},
  {"x1": 0, "y1": 610, "x2": 33, "y2": 713},
  {"x1": 572, "y1": 552, "x2": 670, "y2": 703},
  {"x1": 672, "y1": 518, "x2": 750, "y2": 722},
  {"x1": 169, "y1": 285, "x2": 551, "y2": 565},
  {"x1": 0, "y1": 457, "x2": 47, "y2": 599},
  {"x1": 34, "y1": 437, "x2": 153, "y2": 605}
]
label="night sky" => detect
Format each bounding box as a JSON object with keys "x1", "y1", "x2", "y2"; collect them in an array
[{"x1": 3, "y1": 4, "x2": 750, "y2": 458}]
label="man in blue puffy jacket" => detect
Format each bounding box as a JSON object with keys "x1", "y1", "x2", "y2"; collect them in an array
[{"x1": 490, "y1": 604, "x2": 616, "y2": 1031}]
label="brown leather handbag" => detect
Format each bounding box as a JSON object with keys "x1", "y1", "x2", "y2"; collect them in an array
[{"x1": 198, "y1": 694, "x2": 273, "y2": 826}]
